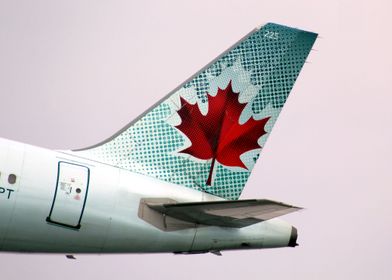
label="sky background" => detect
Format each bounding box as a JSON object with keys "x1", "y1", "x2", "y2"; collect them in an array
[{"x1": 0, "y1": 0, "x2": 391, "y2": 279}]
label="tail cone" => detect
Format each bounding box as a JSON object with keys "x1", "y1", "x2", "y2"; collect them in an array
[{"x1": 288, "y1": 226, "x2": 298, "y2": 247}]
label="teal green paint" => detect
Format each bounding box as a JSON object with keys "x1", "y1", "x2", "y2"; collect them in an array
[{"x1": 76, "y1": 23, "x2": 317, "y2": 200}]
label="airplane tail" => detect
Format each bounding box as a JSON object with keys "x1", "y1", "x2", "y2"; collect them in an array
[{"x1": 74, "y1": 23, "x2": 317, "y2": 200}]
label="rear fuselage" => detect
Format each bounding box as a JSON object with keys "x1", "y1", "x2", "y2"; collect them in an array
[{"x1": 0, "y1": 138, "x2": 294, "y2": 254}]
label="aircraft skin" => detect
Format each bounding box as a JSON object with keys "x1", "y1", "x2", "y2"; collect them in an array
[
  {"x1": 0, "y1": 23, "x2": 317, "y2": 255},
  {"x1": 0, "y1": 138, "x2": 293, "y2": 253}
]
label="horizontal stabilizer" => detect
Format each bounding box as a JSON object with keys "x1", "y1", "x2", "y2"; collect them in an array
[{"x1": 139, "y1": 198, "x2": 301, "y2": 230}]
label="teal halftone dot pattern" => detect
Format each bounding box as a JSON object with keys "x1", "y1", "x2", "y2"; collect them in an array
[{"x1": 76, "y1": 23, "x2": 317, "y2": 200}]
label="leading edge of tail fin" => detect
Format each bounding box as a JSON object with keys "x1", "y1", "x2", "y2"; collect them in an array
[{"x1": 74, "y1": 23, "x2": 317, "y2": 200}]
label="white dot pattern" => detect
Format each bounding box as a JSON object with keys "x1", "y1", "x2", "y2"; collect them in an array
[{"x1": 76, "y1": 23, "x2": 317, "y2": 200}]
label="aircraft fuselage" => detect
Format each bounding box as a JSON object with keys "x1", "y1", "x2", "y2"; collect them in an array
[{"x1": 0, "y1": 138, "x2": 294, "y2": 254}]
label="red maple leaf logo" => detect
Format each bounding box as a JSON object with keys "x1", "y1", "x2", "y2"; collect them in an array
[{"x1": 175, "y1": 81, "x2": 270, "y2": 186}]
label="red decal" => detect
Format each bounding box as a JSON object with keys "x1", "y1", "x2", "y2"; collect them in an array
[{"x1": 175, "y1": 81, "x2": 270, "y2": 185}]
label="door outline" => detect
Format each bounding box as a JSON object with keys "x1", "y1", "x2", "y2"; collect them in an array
[{"x1": 46, "y1": 161, "x2": 90, "y2": 229}]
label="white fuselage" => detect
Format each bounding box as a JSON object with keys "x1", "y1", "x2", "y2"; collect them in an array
[{"x1": 0, "y1": 138, "x2": 293, "y2": 254}]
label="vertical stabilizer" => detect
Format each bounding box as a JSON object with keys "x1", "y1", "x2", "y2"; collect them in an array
[{"x1": 74, "y1": 23, "x2": 317, "y2": 200}]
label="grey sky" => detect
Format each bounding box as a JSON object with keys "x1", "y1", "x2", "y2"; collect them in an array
[{"x1": 0, "y1": 0, "x2": 391, "y2": 279}]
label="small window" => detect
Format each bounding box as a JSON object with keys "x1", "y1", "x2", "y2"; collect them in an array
[{"x1": 8, "y1": 174, "x2": 17, "y2": 184}]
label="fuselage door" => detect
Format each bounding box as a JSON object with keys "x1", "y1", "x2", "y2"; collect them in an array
[{"x1": 47, "y1": 161, "x2": 90, "y2": 229}]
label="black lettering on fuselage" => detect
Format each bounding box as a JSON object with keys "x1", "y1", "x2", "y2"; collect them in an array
[
  {"x1": 0, "y1": 187, "x2": 14, "y2": 199},
  {"x1": 6, "y1": 189, "x2": 14, "y2": 199}
]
